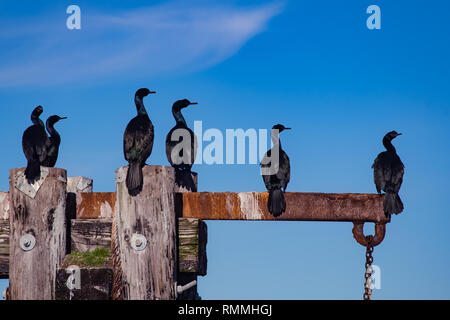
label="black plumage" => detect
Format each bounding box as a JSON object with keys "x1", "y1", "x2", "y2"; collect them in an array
[
  {"x1": 41, "y1": 115, "x2": 67, "y2": 167},
  {"x1": 372, "y1": 131, "x2": 405, "y2": 216},
  {"x1": 123, "y1": 88, "x2": 156, "y2": 196},
  {"x1": 22, "y1": 106, "x2": 49, "y2": 184},
  {"x1": 166, "y1": 99, "x2": 198, "y2": 191},
  {"x1": 261, "y1": 124, "x2": 291, "y2": 217}
]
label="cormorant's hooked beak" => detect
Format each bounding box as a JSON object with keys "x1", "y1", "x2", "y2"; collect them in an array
[
  {"x1": 149, "y1": 91, "x2": 156, "y2": 94},
  {"x1": 285, "y1": 127, "x2": 292, "y2": 130},
  {"x1": 396, "y1": 132, "x2": 402, "y2": 137},
  {"x1": 189, "y1": 102, "x2": 198, "y2": 105},
  {"x1": 60, "y1": 117, "x2": 68, "y2": 120}
]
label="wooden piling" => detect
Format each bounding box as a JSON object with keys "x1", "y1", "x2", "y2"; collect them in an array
[
  {"x1": 113, "y1": 165, "x2": 177, "y2": 300},
  {"x1": 0, "y1": 220, "x2": 9, "y2": 278},
  {"x1": 1, "y1": 217, "x2": 207, "y2": 279},
  {"x1": 178, "y1": 218, "x2": 207, "y2": 276},
  {"x1": 8, "y1": 167, "x2": 67, "y2": 300},
  {"x1": 174, "y1": 171, "x2": 205, "y2": 300}
]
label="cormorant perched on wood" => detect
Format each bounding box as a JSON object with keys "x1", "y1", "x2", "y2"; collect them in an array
[
  {"x1": 166, "y1": 99, "x2": 198, "y2": 169},
  {"x1": 123, "y1": 88, "x2": 156, "y2": 196},
  {"x1": 372, "y1": 131, "x2": 405, "y2": 217},
  {"x1": 22, "y1": 106, "x2": 49, "y2": 184},
  {"x1": 166, "y1": 99, "x2": 198, "y2": 191},
  {"x1": 41, "y1": 115, "x2": 67, "y2": 167},
  {"x1": 261, "y1": 124, "x2": 291, "y2": 217}
]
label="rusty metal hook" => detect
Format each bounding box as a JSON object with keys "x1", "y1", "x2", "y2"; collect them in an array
[{"x1": 352, "y1": 222, "x2": 386, "y2": 247}]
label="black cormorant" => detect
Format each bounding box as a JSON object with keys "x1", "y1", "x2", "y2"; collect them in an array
[
  {"x1": 123, "y1": 88, "x2": 156, "y2": 196},
  {"x1": 372, "y1": 131, "x2": 405, "y2": 216},
  {"x1": 166, "y1": 99, "x2": 198, "y2": 191},
  {"x1": 261, "y1": 124, "x2": 291, "y2": 217},
  {"x1": 22, "y1": 106, "x2": 49, "y2": 184},
  {"x1": 41, "y1": 115, "x2": 67, "y2": 167}
]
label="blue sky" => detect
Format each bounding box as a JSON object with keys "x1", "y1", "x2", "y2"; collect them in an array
[{"x1": 1, "y1": 0, "x2": 449, "y2": 299}]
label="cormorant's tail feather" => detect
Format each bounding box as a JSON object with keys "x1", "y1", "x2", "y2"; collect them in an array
[
  {"x1": 268, "y1": 189, "x2": 286, "y2": 217},
  {"x1": 175, "y1": 169, "x2": 197, "y2": 192},
  {"x1": 126, "y1": 163, "x2": 143, "y2": 197},
  {"x1": 383, "y1": 193, "x2": 403, "y2": 217},
  {"x1": 25, "y1": 160, "x2": 41, "y2": 184}
]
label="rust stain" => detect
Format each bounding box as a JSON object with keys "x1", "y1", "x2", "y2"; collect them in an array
[
  {"x1": 182, "y1": 192, "x2": 388, "y2": 223},
  {"x1": 0, "y1": 189, "x2": 387, "y2": 223},
  {"x1": 352, "y1": 222, "x2": 387, "y2": 247},
  {"x1": 77, "y1": 192, "x2": 116, "y2": 219}
]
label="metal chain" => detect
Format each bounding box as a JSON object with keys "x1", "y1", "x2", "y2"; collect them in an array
[{"x1": 363, "y1": 235, "x2": 374, "y2": 300}]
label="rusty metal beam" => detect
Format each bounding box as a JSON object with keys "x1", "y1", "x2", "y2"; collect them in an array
[
  {"x1": 76, "y1": 192, "x2": 115, "y2": 219},
  {"x1": 2, "y1": 191, "x2": 389, "y2": 223},
  {"x1": 2, "y1": 190, "x2": 389, "y2": 251},
  {"x1": 180, "y1": 192, "x2": 390, "y2": 223},
  {"x1": 0, "y1": 191, "x2": 115, "y2": 220}
]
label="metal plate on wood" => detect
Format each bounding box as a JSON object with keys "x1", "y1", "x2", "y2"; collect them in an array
[
  {"x1": 130, "y1": 234, "x2": 147, "y2": 251},
  {"x1": 20, "y1": 234, "x2": 36, "y2": 251},
  {"x1": 14, "y1": 167, "x2": 49, "y2": 199}
]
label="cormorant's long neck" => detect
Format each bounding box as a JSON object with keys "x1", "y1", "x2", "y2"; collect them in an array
[
  {"x1": 271, "y1": 131, "x2": 282, "y2": 149},
  {"x1": 173, "y1": 108, "x2": 186, "y2": 126},
  {"x1": 31, "y1": 115, "x2": 44, "y2": 127},
  {"x1": 383, "y1": 137, "x2": 396, "y2": 153},
  {"x1": 46, "y1": 122, "x2": 60, "y2": 142},
  {"x1": 135, "y1": 96, "x2": 148, "y2": 116}
]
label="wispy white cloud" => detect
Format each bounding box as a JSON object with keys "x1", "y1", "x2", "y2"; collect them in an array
[{"x1": 0, "y1": 1, "x2": 283, "y2": 87}]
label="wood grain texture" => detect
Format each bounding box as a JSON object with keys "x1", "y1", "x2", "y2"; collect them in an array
[
  {"x1": 175, "y1": 171, "x2": 200, "y2": 301},
  {"x1": 71, "y1": 219, "x2": 112, "y2": 252},
  {"x1": 0, "y1": 220, "x2": 9, "y2": 278},
  {"x1": 0, "y1": 192, "x2": 10, "y2": 220},
  {"x1": 114, "y1": 165, "x2": 177, "y2": 300},
  {"x1": 1, "y1": 217, "x2": 207, "y2": 278},
  {"x1": 55, "y1": 267, "x2": 113, "y2": 300},
  {"x1": 9, "y1": 167, "x2": 67, "y2": 300},
  {"x1": 178, "y1": 218, "x2": 207, "y2": 275}
]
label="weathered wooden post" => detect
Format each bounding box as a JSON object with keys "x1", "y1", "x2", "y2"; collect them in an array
[
  {"x1": 113, "y1": 165, "x2": 177, "y2": 300},
  {"x1": 174, "y1": 172, "x2": 206, "y2": 300},
  {"x1": 9, "y1": 167, "x2": 67, "y2": 300},
  {"x1": 0, "y1": 220, "x2": 9, "y2": 278},
  {"x1": 66, "y1": 176, "x2": 94, "y2": 254},
  {"x1": 0, "y1": 192, "x2": 10, "y2": 279},
  {"x1": 177, "y1": 217, "x2": 207, "y2": 300}
]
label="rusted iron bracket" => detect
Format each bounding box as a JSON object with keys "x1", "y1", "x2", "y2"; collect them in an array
[{"x1": 352, "y1": 222, "x2": 387, "y2": 247}]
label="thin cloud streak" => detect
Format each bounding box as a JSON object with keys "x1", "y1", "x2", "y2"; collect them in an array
[{"x1": 0, "y1": 2, "x2": 284, "y2": 87}]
